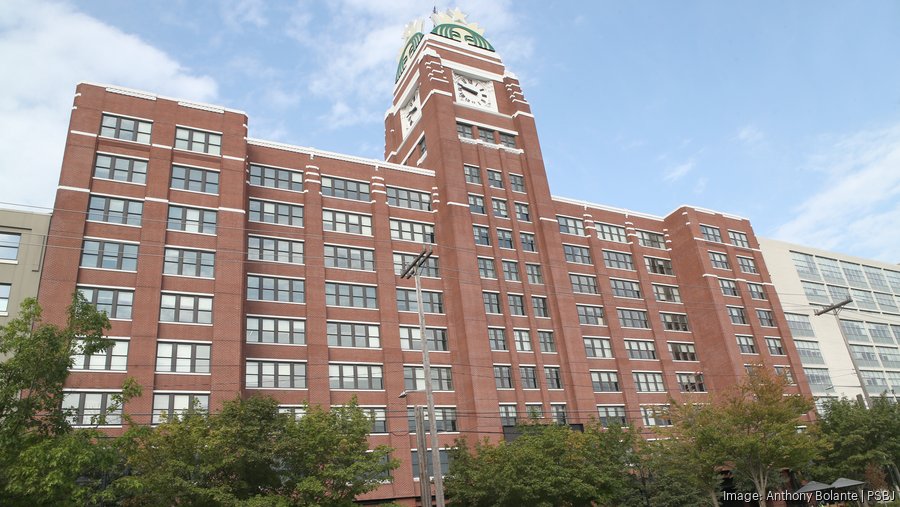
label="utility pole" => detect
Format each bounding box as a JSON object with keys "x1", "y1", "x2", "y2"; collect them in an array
[
  {"x1": 401, "y1": 247, "x2": 444, "y2": 507},
  {"x1": 814, "y1": 297, "x2": 871, "y2": 408}
]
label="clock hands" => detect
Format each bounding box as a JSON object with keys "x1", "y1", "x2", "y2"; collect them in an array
[{"x1": 459, "y1": 83, "x2": 479, "y2": 95}]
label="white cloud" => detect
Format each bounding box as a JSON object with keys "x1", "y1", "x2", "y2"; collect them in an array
[
  {"x1": 221, "y1": 0, "x2": 268, "y2": 30},
  {"x1": 0, "y1": 0, "x2": 217, "y2": 208},
  {"x1": 774, "y1": 124, "x2": 900, "y2": 262},
  {"x1": 664, "y1": 158, "x2": 695, "y2": 182},
  {"x1": 737, "y1": 124, "x2": 764, "y2": 145}
]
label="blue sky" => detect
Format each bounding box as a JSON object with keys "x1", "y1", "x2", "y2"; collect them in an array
[{"x1": 2, "y1": 0, "x2": 899, "y2": 261}]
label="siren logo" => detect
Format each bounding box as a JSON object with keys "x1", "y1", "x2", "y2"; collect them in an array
[
  {"x1": 431, "y1": 23, "x2": 494, "y2": 52},
  {"x1": 395, "y1": 32, "x2": 424, "y2": 83}
]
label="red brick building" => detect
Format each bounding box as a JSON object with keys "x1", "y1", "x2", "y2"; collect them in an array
[{"x1": 40, "y1": 11, "x2": 811, "y2": 504}]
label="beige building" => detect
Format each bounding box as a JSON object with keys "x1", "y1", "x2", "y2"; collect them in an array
[
  {"x1": 760, "y1": 238, "x2": 900, "y2": 409},
  {"x1": 0, "y1": 208, "x2": 51, "y2": 325}
]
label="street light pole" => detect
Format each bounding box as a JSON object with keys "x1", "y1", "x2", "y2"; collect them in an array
[
  {"x1": 401, "y1": 247, "x2": 445, "y2": 507},
  {"x1": 814, "y1": 297, "x2": 871, "y2": 408}
]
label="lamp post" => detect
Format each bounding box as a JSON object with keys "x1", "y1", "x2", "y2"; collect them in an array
[
  {"x1": 400, "y1": 247, "x2": 445, "y2": 507},
  {"x1": 814, "y1": 297, "x2": 871, "y2": 408}
]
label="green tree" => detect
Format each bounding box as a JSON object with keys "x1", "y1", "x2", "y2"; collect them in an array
[
  {"x1": 110, "y1": 396, "x2": 396, "y2": 506},
  {"x1": 662, "y1": 400, "x2": 729, "y2": 506},
  {"x1": 812, "y1": 396, "x2": 900, "y2": 486},
  {"x1": 0, "y1": 294, "x2": 116, "y2": 505},
  {"x1": 638, "y1": 437, "x2": 714, "y2": 507}
]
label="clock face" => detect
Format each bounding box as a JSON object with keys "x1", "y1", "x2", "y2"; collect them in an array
[
  {"x1": 453, "y1": 73, "x2": 496, "y2": 110},
  {"x1": 399, "y1": 91, "x2": 421, "y2": 138}
]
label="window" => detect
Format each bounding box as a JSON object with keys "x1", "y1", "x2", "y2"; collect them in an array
[
  {"x1": 513, "y1": 329, "x2": 531, "y2": 351},
  {"x1": 464, "y1": 164, "x2": 481, "y2": 184},
  {"x1": 509, "y1": 173, "x2": 525, "y2": 192},
  {"x1": 816, "y1": 257, "x2": 845, "y2": 283},
  {"x1": 563, "y1": 244, "x2": 591, "y2": 264},
  {"x1": 326, "y1": 245, "x2": 375, "y2": 271},
  {"x1": 841, "y1": 262, "x2": 869, "y2": 289},
  {"x1": 477, "y1": 257, "x2": 496, "y2": 278},
  {"x1": 618, "y1": 309, "x2": 650, "y2": 329},
  {"x1": 774, "y1": 366, "x2": 795, "y2": 385},
  {"x1": 387, "y1": 187, "x2": 431, "y2": 210},
  {"x1": 473, "y1": 225, "x2": 491, "y2": 246},
  {"x1": 584, "y1": 337, "x2": 613, "y2": 358},
  {"x1": 328, "y1": 322, "x2": 381, "y2": 348},
  {"x1": 641, "y1": 406, "x2": 672, "y2": 427},
  {"x1": 538, "y1": 331, "x2": 556, "y2": 352},
  {"x1": 152, "y1": 393, "x2": 209, "y2": 424},
  {"x1": 545, "y1": 367, "x2": 562, "y2": 389},
  {"x1": 645, "y1": 257, "x2": 674, "y2": 275},
  {"x1": 598, "y1": 406, "x2": 627, "y2": 427},
  {"x1": 661, "y1": 313, "x2": 689, "y2": 331},
  {"x1": 570, "y1": 274, "x2": 599, "y2": 294},
  {"x1": 653, "y1": 284, "x2": 681, "y2": 303},
  {"x1": 249, "y1": 199, "x2": 303, "y2": 227},
  {"x1": 62, "y1": 392, "x2": 121, "y2": 426},
  {"x1": 88, "y1": 195, "x2": 142, "y2": 226},
  {"x1": 729, "y1": 230, "x2": 750, "y2": 248},
  {"x1": 877, "y1": 347, "x2": 900, "y2": 368},
  {"x1": 874, "y1": 292, "x2": 899, "y2": 313},
  {"x1": 828, "y1": 286, "x2": 852, "y2": 306},
  {"x1": 507, "y1": 294, "x2": 525, "y2": 316},
  {"x1": 488, "y1": 328, "x2": 507, "y2": 351},
  {"x1": 603, "y1": 250, "x2": 634, "y2": 270},
  {"x1": 100, "y1": 114, "x2": 151, "y2": 143},
  {"x1": 94, "y1": 153, "x2": 147, "y2": 184},
  {"x1": 625, "y1": 340, "x2": 657, "y2": 360},
  {"x1": 591, "y1": 371, "x2": 620, "y2": 392},
  {"x1": 79, "y1": 287, "x2": 133, "y2": 320},
  {"x1": 325, "y1": 210, "x2": 372, "y2": 235},
  {"x1": 80, "y1": 239, "x2": 138, "y2": 271},
  {"x1": 499, "y1": 132, "x2": 517, "y2": 148},
  {"x1": 479, "y1": 195, "x2": 497, "y2": 217},
  {"x1": 792, "y1": 252, "x2": 820, "y2": 279},
  {"x1": 669, "y1": 342, "x2": 698, "y2": 361},
  {"x1": 494, "y1": 366, "x2": 513, "y2": 389},
  {"x1": 248, "y1": 275, "x2": 305, "y2": 303},
  {"x1": 804, "y1": 367, "x2": 832, "y2": 388},
  {"x1": 849, "y1": 345, "x2": 879, "y2": 366},
  {"x1": 728, "y1": 307, "x2": 748, "y2": 325},
  {"x1": 167, "y1": 205, "x2": 216, "y2": 234},
  {"x1": 0, "y1": 233, "x2": 20, "y2": 262},
  {"x1": 502, "y1": 260, "x2": 520, "y2": 281},
  {"x1": 611, "y1": 279, "x2": 641, "y2": 298},
  {"x1": 557, "y1": 216, "x2": 584, "y2": 235},
  {"x1": 393, "y1": 252, "x2": 439, "y2": 277},
  {"x1": 700, "y1": 225, "x2": 722, "y2": 242},
  {"x1": 404, "y1": 366, "x2": 453, "y2": 391},
  {"x1": 801, "y1": 281, "x2": 830, "y2": 304},
  {"x1": 397, "y1": 288, "x2": 443, "y2": 313},
  {"x1": 514, "y1": 202, "x2": 530, "y2": 221},
  {"x1": 737, "y1": 335, "x2": 757, "y2": 354},
  {"x1": 487, "y1": 170, "x2": 503, "y2": 188},
  {"x1": 637, "y1": 231, "x2": 665, "y2": 249},
  {"x1": 839, "y1": 319, "x2": 868, "y2": 340},
  {"x1": 737, "y1": 256, "x2": 758, "y2": 274},
  {"x1": 597, "y1": 223, "x2": 627, "y2": 243},
  {"x1": 321, "y1": 176, "x2": 370, "y2": 201},
  {"x1": 517, "y1": 265, "x2": 540, "y2": 286},
  {"x1": 171, "y1": 165, "x2": 219, "y2": 194},
  {"x1": 747, "y1": 283, "x2": 767, "y2": 300},
  {"x1": 720, "y1": 279, "x2": 739, "y2": 297},
  {"x1": 399, "y1": 326, "x2": 449, "y2": 352},
  {"x1": 390, "y1": 219, "x2": 433, "y2": 243},
  {"x1": 159, "y1": 293, "x2": 212, "y2": 324},
  {"x1": 868, "y1": 323, "x2": 893, "y2": 344},
  {"x1": 249, "y1": 164, "x2": 303, "y2": 191},
  {"x1": 757, "y1": 309, "x2": 776, "y2": 327},
  {"x1": 330, "y1": 363, "x2": 383, "y2": 390},
  {"x1": 851, "y1": 289, "x2": 878, "y2": 311},
  {"x1": 246, "y1": 360, "x2": 306, "y2": 389},
  {"x1": 709, "y1": 251, "x2": 730, "y2": 270},
  {"x1": 408, "y1": 407, "x2": 458, "y2": 433},
  {"x1": 795, "y1": 340, "x2": 824, "y2": 364},
  {"x1": 325, "y1": 282, "x2": 376, "y2": 309},
  {"x1": 532, "y1": 296, "x2": 549, "y2": 318},
  {"x1": 497, "y1": 229, "x2": 514, "y2": 249},
  {"x1": 164, "y1": 248, "x2": 215, "y2": 278},
  {"x1": 551, "y1": 404, "x2": 567, "y2": 424},
  {"x1": 677, "y1": 373, "x2": 706, "y2": 392},
  {"x1": 634, "y1": 372, "x2": 665, "y2": 392},
  {"x1": 766, "y1": 337, "x2": 785, "y2": 355},
  {"x1": 483, "y1": 292, "x2": 501, "y2": 314},
  {"x1": 478, "y1": 128, "x2": 495, "y2": 143},
  {"x1": 71, "y1": 339, "x2": 129, "y2": 371},
  {"x1": 246, "y1": 316, "x2": 305, "y2": 345},
  {"x1": 785, "y1": 313, "x2": 815, "y2": 337},
  {"x1": 499, "y1": 404, "x2": 517, "y2": 426},
  {"x1": 156, "y1": 342, "x2": 211, "y2": 373},
  {"x1": 577, "y1": 305, "x2": 605, "y2": 325},
  {"x1": 457, "y1": 121, "x2": 474, "y2": 138},
  {"x1": 248, "y1": 236, "x2": 304, "y2": 264},
  {"x1": 361, "y1": 407, "x2": 388, "y2": 433},
  {"x1": 175, "y1": 127, "x2": 221, "y2": 155},
  {"x1": 520, "y1": 232, "x2": 536, "y2": 252}
]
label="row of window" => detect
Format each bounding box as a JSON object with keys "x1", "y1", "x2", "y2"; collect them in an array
[
  {"x1": 464, "y1": 164, "x2": 525, "y2": 193},
  {"x1": 583, "y1": 337, "x2": 700, "y2": 362},
  {"x1": 473, "y1": 225, "x2": 536, "y2": 251},
  {"x1": 839, "y1": 319, "x2": 900, "y2": 346},
  {"x1": 727, "y1": 306, "x2": 777, "y2": 327},
  {"x1": 699, "y1": 224, "x2": 751, "y2": 248},
  {"x1": 719, "y1": 278, "x2": 768, "y2": 300},
  {"x1": 800, "y1": 279, "x2": 900, "y2": 314},
  {"x1": 708, "y1": 251, "x2": 760, "y2": 274},
  {"x1": 468, "y1": 194, "x2": 531, "y2": 221},
  {"x1": 101, "y1": 114, "x2": 221, "y2": 155},
  {"x1": 792, "y1": 251, "x2": 900, "y2": 296},
  {"x1": 457, "y1": 122, "x2": 517, "y2": 148}
]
